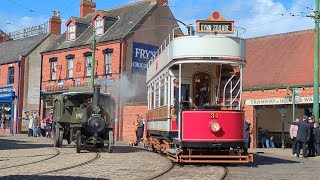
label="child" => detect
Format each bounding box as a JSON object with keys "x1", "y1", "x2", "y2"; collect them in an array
[{"x1": 313, "y1": 122, "x2": 320, "y2": 156}]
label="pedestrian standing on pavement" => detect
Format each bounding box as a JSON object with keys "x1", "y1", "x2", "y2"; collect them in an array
[
  {"x1": 33, "y1": 112, "x2": 40, "y2": 137},
  {"x1": 290, "y1": 115, "x2": 311, "y2": 158},
  {"x1": 244, "y1": 120, "x2": 251, "y2": 148},
  {"x1": 137, "y1": 116, "x2": 145, "y2": 144},
  {"x1": 40, "y1": 119, "x2": 46, "y2": 137},
  {"x1": 308, "y1": 116, "x2": 316, "y2": 157},
  {"x1": 44, "y1": 113, "x2": 53, "y2": 138},
  {"x1": 0, "y1": 116, "x2": 4, "y2": 133},
  {"x1": 290, "y1": 118, "x2": 300, "y2": 156},
  {"x1": 28, "y1": 112, "x2": 34, "y2": 137},
  {"x1": 313, "y1": 122, "x2": 320, "y2": 156}
]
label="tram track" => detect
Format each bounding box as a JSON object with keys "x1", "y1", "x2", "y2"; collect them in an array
[
  {"x1": 36, "y1": 152, "x2": 100, "y2": 175},
  {"x1": 1, "y1": 148, "x2": 60, "y2": 170},
  {"x1": 221, "y1": 165, "x2": 229, "y2": 180},
  {"x1": 148, "y1": 161, "x2": 174, "y2": 180}
]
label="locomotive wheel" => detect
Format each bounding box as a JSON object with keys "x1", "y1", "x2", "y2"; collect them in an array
[
  {"x1": 76, "y1": 130, "x2": 81, "y2": 153},
  {"x1": 54, "y1": 128, "x2": 63, "y2": 148}
]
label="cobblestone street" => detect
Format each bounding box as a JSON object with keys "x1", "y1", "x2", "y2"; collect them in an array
[{"x1": 2, "y1": 135, "x2": 320, "y2": 180}]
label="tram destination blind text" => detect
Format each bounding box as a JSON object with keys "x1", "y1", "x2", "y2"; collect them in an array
[{"x1": 198, "y1": 22, "x2": 233, "y2": 34}]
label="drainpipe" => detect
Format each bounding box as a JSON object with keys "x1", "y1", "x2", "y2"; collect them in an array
[
  {"x1": 117, "y1": 39, "x2": 123, "y2": 141},
  {"x1": 16, "y1": 59, "x2": 22, "y2": 134},
  {"x1": 39, "y1": 54, "x2": 44, "y2": 119}
]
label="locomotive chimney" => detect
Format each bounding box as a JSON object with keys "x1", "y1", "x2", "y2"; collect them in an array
[{"x1": 93, "y1": 85, "x2": 100, "y2": 111}]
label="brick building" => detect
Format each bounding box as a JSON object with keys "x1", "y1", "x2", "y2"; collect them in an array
[
  {"x1": 40, "y1": 0, "x2": 180, "y2": 141},
  {"x1": 242, "y1": 29, "x2": 316, "y2": 148},
  {"x1": 0, "y1": 13, "x2": 61, "y2": 134}
]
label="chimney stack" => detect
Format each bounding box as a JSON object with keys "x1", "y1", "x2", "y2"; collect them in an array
[
  {"x1": 144, "y1": 0, "x2": 168, "y2": 5},
  {"x1": 49, "y1": 11, "x2": 61, "y2": 35},
  {"x1": 80, "y1": 0, "x2": 96, "y2": 18}
]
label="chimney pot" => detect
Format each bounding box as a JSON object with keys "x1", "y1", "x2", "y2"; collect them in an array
[{"x1": 49, "y1": 11, "x2": 62, "y2": 35}]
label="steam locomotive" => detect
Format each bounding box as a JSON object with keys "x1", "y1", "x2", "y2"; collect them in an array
[{"x1": 52, "y1": 85, "x2": 115, "y2": 153}]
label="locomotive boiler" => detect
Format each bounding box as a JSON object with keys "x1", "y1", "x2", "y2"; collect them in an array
[{"x1": 52, "y1": 85, "x2": 115, "y2": 153}]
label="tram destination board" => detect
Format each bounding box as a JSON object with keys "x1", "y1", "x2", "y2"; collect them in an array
[{"x1": 196, "y1": 20, "x2": 234, "y2": 34}]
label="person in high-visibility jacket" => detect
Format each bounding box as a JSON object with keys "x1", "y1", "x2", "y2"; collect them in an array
[{"x1": 132, "y1": 114, "x2": 145, "y2": 146}]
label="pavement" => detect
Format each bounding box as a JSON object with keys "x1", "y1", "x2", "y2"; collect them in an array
[{"x1": 1, "y1": 134, "x2": 320, "y2": 180}]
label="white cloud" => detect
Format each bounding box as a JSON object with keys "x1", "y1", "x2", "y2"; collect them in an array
[{"x1": 0, "y1": 15, "x2": 47, "y2": 33}]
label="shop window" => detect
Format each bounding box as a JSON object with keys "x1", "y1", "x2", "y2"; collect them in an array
[
  {"x1": 85, "y1": 56, "x2": 92, "y2": 76},
  {"x1": 95, "y1": 17, "x2": 103, "y2": 35},
  {"x1": 67, "y1": 58, "x2": 74, "y2": 78},
  {"x1": 8, "y1": 67, "x2": 14, "y2": 84}
]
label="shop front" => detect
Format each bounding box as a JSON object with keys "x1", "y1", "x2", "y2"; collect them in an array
[{"x1": 0, "y1": 86, "x2": 16, "y2": 134}]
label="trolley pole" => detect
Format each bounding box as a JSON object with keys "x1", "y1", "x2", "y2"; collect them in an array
[
  {"x1": 314, "y1": 0, "x2": 320, "y2": 122},
  {"x1": 91, "y1": 30, "x2": 96, "y2": 88}
]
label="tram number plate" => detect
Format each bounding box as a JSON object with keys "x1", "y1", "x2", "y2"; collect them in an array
[{"x1": 210, "y1": 113, "x2": 219, "y2": 119}]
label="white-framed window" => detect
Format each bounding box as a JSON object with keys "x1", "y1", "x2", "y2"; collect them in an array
[
  {"x1": 51, "y1": 61, "x2": 57, "y2": 80},
  {"x1": 105, "y1": 53, "x2": 112, "y2": 74},
  {"x1": 67, "y1": 58, "x2": 73, "y2": 78},
  {"x1": 67, "y1": 25, "x2": 75, "y2": 40},
  {"x1": 85, "y1": 56, "x2": 92, "y2": 76},
  {"x1": 155, "y1": 82, "x2": 159, "y2": 108},
  {"x1": 160, "y1": 79, "x2": 165, "y2": 107},
  {"x1": 95, "y1": 17, "x2": 103, "y2": 35},
  {"x1": 8, "y1": 67, "x2": 14, "y2": 85}
]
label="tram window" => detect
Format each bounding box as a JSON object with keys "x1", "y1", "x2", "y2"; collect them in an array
[
  {"x1": 160, "y1": 85, "x2": 165, "y2": 106},
  {"x1": 155, "y1": 84, "x2": 160, "y2": 108}
]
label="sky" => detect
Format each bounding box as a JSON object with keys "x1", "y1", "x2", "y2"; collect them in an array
[{"x1": 0, "y1": 0, "x2": 314, "y2": 38}]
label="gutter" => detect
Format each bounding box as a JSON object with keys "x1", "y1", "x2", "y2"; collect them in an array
[{"x1": 243, "y1": 84, "x2": 316, "y2": 92}]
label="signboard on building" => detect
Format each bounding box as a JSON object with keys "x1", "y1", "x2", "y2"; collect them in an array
[
  {"x1": 196, "y1": 11, "x2": 234, "y2": 34},
  {"x1": 132, "y1": 42, "x2": 158, "y2": 74},
  {"x1": 245, "y1": 96, "x2": 316, "y2": 106}
]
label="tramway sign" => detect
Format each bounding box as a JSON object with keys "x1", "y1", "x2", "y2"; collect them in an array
[{"x1": 196, "y1": 11, "x2": 234, "y2": 34}]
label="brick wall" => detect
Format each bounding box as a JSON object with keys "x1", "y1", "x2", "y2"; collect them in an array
[{"x1": 122, "y1": 104, "x2": 148, "y2": 142}]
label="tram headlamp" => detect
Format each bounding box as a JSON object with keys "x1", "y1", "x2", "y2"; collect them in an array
[{"x1": 211, "y1": 122, "x2": 221, "y2": 132}]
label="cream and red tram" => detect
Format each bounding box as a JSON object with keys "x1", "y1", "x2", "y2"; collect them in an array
[{"x1": 145, "y1": 12, "x2": 253, "y2": 163}]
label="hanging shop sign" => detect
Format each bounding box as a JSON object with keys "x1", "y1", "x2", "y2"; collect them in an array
[
  {"x1": 196, "y1": 11, "x2": 234, "y2": 34},
  {"x1": 0, "y1": 86, "x2": 16, "y2": 103}
]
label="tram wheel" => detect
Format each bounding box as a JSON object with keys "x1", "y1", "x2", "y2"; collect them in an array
[{"x1": 76, "y1": 130, "x2": 81, "y2": 153}]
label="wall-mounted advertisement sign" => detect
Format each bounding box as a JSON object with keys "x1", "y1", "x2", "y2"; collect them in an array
[{"x1": 132, "y1": 42, "x2": 158, "y2": 74}]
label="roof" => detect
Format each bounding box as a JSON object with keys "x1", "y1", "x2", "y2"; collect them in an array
[
  {"x1": 0, "y1": 33, "x2": 50, "y2": 64},
  {"x1": 44, "y1": 1, "x2": 156, "y2": 53},
  {"x1": 243, "y1": 29, "x2": 314, "y2": 88}
]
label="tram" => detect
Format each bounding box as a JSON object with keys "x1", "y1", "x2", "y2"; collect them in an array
[{"x1": 145, "y1": 11, "x2": 253, "y2": 163}]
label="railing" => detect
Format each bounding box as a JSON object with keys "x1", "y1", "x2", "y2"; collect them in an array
[{"x1": 222, "y1": 72, "x2": 241, "y2": 109}]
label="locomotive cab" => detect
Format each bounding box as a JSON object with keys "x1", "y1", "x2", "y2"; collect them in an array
[{"x1": 52, "y1": 86, "x2": 115, "y2": 153}]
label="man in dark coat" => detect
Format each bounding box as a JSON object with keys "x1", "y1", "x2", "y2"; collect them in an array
[
  {"x1": 291, "y1": 115, "x2": 311, "y2": 158},
  {"x1": 173, "y1": 79, "x2": 186, "y2": 127},
  {"x1": 313, "y1": 122, "x2": 320, "y2": 156},
  {"x1": 308, "y1": 116, "x2": 315, "y2": 157}
]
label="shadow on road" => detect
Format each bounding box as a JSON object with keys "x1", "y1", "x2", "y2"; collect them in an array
[
  {"x1": 0, "y1": 138, "x2": 52, "y2": 150},
  {"x1": 227, "y1": 154, "x2": 300, "y2": 167},
  {"x1": 0, "y1": 175, "x2": 109, "y2": 180}
]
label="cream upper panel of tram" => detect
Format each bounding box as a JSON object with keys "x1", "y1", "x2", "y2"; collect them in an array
[{"x1": 146, "y1": 35, "x2": 245, "y2": 83}]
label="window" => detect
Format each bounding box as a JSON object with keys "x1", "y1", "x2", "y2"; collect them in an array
[
  {"x1": 67, "y1": 58, "x2": 73, "y2": 78},
  {"x1": 95, "y1": 17, "x2": 103, "y2": 35},
  {"x1": 155, "y1": 83, "x2": 159, "y2": 108},
  {"x1": 51, "y1": 61, "x2": 57, "y2": 80},
  {"x1": 160, "y1": 79, "x2": 165, "y2": 106},
  {"x1": 105, "y1": 53, "x2": 112, "y2": 74},
  {"x1": 8, "y1": 67, "x2": 14, "y2": 84},
  {"x1": 67, "y1": 25, "x2": 75, "y2": 40},
  {"x1": 85, "y1": 56, "x2": 92, "y2": 76}
]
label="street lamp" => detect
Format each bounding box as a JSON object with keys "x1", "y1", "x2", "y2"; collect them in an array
[{"x1": 279, "y1": 106, "x2": 287, "y2": 150}]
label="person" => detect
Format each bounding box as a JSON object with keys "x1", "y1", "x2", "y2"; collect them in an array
[
  {"x1": 44, "y1": 112, "x2": 53, "y2": 138},
  {"x1": 40, "y1": 119, "x2": 46, "y2": 137},
  {"x1": 173, "y1": 79, "x2": 186, "y2": 127},
  {"x1": 290, "y1": 119, "x2": 299, "y2": 156},
  {"x1": 33, "y1": 112, "x2": 40, "y2": 137},
  {"x1": 244, "y1": 120, "x2": 251, "y2": 148},
  {"x1": 28, "y1": 112, "x2": 34, "y2": 137},
  {"x1": 132, "y1": 114, "x2": 143, "y2": 146},
  {"x1": 199, "y1": 83, "x2": 209, "y2": 106},
  {"x1": 264, "y1": 129, "x2": 275, "y2": 148},
  {"x1": 136, "y1": 116, "x2": 145, "y2": 144},
  {"x1": 308, "y1": 116, "x2": 316, "y2": 157},
  {"x1": 0, "y1": 116, "x2": 4, "y2": 133},
  {"x1": 290, "y1": 115, "x2": 311, "y2": 158},
  {"x1": 258, "y1": 127, "x2": 266, "y2": 148},
  {"x1": 313, "y1": 122, "x2": 320, "y2": 156}
]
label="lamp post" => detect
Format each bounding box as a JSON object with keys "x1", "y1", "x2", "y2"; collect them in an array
[
  {"x1": 279, "y1": 106, "x2": 287, "y2": 150},
  {"x1": 314, "y1": 0, "x2": 320, "y2": 122}
]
